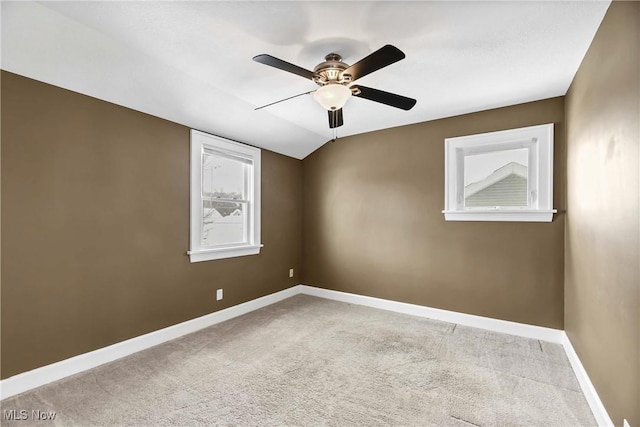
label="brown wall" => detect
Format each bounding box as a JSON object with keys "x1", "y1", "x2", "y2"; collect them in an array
[
  {"x1": 0, "y1": 71, "x2": 303, "y2": 379},
  {"x1": 302, "y1": 98, "x2": 566, "y2": 328},
  {"x1": 565, "y1": 2, "x2": 640, "y2": 426}
]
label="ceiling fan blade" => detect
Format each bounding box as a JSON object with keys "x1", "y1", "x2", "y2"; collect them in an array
[
  {"x1": 253, "y1": 54, "x2": 316, "y2": 80},
  {"x1": 351, "y1": 85, "x2": 417, "y2": 111},
  {"x1": 342, "y1": 45, "x2": 405, "y2": 82},
  {"x1": 255, "y1": 90, "x2": 314, "y2": 110},
  {"x1": 328, "y1": 109, "x2": 344, "y2": 128}
]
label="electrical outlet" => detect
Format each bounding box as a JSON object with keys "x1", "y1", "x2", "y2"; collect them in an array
[
  {"x1": 289, "y1": 268, "x2": 294, "y2": 278},
  {"x1": 216, "y1": 289, "x2": 223, "y2": 301}
]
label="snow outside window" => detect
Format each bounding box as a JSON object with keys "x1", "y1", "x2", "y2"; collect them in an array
[{"x1": 188, "y1": 130, "x2": 261, "y2": 262}]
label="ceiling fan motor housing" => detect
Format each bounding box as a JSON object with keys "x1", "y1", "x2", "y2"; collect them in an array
[{"x1": 313, "y1": 53, "x2": 352, "y2": 86}]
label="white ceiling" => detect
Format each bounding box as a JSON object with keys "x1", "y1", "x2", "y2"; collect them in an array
[{"x1": 1, "y1": 1, "x2": 609, "y2": 159}]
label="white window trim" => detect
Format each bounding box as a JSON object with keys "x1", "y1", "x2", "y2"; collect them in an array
[
  {"x1": 443, "y1": 123, "x2": 556, "y2": 222},
  {"x1": 188, "y1": 130, "x2": 262, "y2": 262}
]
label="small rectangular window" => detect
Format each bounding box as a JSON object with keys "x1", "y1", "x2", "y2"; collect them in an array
[
  {"x1": 189, "y1": 130, "x2": 261, "y2": 262},
  {"x1": 444, "y1": 124, "x2": 556, "y2": 222},
  {"x1": 464, "y1": 148, "x2": 529, "y2": 208}
]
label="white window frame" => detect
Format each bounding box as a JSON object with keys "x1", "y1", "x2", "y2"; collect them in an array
[
  {"x1": 443, "y1": 123, "x2": 556, "y2": 222},
  {"x1": 188, "y1": 130, "x2": 262, "y2": 262}
]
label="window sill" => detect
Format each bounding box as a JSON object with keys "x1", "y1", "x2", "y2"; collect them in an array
[
  {"x1": 442, "y1": 210, "x2": 557, "y2": 222},
  {"x1": 187, "y1": 244, "x2": 263, "y2": 263}
]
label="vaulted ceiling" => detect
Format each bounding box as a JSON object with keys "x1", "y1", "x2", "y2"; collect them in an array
[{"x1": 1, "y1": 1, "x2": 610, "y2": 159}]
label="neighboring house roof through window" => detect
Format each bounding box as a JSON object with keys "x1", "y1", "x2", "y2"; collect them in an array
[{"x1": 465, "y1": 162, "x2": 528, "y2": 207}]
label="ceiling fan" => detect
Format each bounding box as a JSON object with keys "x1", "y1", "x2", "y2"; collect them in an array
[{"x1": 253, "y1": 45, "x2": 417, "y2": 129}]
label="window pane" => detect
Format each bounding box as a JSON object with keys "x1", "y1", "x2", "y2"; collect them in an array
[
  {"x1": 202, "y1": 152, "x2": 246, "y2": 200},
  {"x1": 202, "y1": 201, "x2": 247, "y2": 247},
  {"x1": 464, "y1": 148, "x2": 528, "y2": 207}
]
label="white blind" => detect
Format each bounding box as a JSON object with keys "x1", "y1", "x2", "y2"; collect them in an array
[{"x1": 204, "y1": 147, "x2": 253, "y2": 165}]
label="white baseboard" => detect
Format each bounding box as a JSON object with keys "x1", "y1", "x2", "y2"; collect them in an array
[
  {"x1": 1, "y1": 283, "x2": 614, "y2": 427},
  {"x1": 0, "y1": 286, "x2": 301, "y2": 400},
  {"x1": 298, "y1": 285, "x2": 564, "y2": 343},
  {"x1": 562, "y1": 333, "x2": 614, "y2": 427}
]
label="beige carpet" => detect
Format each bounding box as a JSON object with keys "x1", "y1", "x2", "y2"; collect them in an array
[{"x1": 1, "y1": 294, "x2": 595, "y2": 426}]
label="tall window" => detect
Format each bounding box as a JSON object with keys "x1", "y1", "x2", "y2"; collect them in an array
[
  {"x1": 189, "y1": 130, "x2": 261, "y2": 262},
  {"x1": 443, "y1": 123, "x2": 556, "y2": 222}
]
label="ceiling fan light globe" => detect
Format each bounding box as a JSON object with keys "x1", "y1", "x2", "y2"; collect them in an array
[{"x1": 313, "y1": 84, "x2": 352, "y2": 111}]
